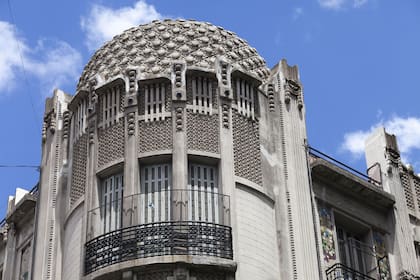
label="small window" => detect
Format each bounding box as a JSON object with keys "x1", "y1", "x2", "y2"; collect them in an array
[
  {"x1": 100, "y1": 173, "x2": 123, "y2": 233},
  {"x1": 140, "y1": 163, "x2": 172, "y2": 223},
  {"x1": 191, "y1": 76, "x2": 213, "y2": 115},
  {"x1": 141, "y1": 82, "x2": 166, "y2": 122},
  {"x1": 73, "y1": 98, "x2": 87, "y2": 137},
  {"x1": 100, "y1": 84, "x2": 122, "y2": 127},
  {"x1": 233, "y1": 77, "x2": 256, "y2": 119},
  {"x1": 188, "y1": 163, "x2": 219, "y2": 223},
  {"x1": 19, "y1": 243, "x2": 31, "y2": 280}
]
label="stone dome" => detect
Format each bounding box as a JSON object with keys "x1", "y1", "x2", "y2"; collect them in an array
[{"x1": 77, "y1": 19, "x2": 270, "y2": 90}]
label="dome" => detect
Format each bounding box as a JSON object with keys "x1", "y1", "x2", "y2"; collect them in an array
[{"x1": 77, "y1": 19, "x2": 270, "y2": 90}]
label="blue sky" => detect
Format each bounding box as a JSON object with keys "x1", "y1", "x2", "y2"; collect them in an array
[{"x1": 0, "y1": 0, "x2": 419, "y2": 216}]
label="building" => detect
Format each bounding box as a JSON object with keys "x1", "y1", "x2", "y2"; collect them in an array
[{"x1": 0, "y1": 19, "x2": 419, "y2": 280}]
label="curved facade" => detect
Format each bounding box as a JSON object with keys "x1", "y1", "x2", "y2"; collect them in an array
[{"x1": 1, "y1": 19, "x2": 419, "y2": 280}]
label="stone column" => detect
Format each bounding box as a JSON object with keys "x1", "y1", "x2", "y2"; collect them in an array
[
  {"x1": 123, "y1": 69, "x2": 139, "y2": 227},
  {"x1": 31, "y1": 90, "x2": 70, "y2": 280},
  {"x1": 3, "y1": 223, "x2": 16, "y2": 280},
  {"x1": 273, "y1": 59, "x2": 320, "y2": 280},
  {"x1": 171, "y1": 62, "x2": 188, "y2": 222},
  {"x1": 365, "y1": 128, "x2": 419, "y2": 278}
]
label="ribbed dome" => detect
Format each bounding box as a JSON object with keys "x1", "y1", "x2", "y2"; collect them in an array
[{"x1": 77, "y1": 19, "x2": 270, "y2": 90}]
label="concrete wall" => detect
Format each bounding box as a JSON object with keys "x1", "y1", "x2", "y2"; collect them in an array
[
  {"x1": 62, "y1": 202, "x2": 83, "y2": 280},
  {"x1": 235, "y1": 185, "x2": 280, "y2": 280}
]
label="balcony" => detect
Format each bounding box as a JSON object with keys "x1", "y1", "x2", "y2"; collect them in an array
[
  {"x1": 85, "y1": 189, "x2": 232, "y2": 274},
  {"x1": 326, "y1": 263, "x2": 376, "y2": 280}
]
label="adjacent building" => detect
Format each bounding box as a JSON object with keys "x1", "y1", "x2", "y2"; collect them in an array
[{"x1": 0, "y1": 19, "x2": 419, "y2": 280}]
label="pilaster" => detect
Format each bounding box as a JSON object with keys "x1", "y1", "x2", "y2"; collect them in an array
[
  {"x1": 274, "y1": 59, "x2": 320, "y2": 280},
  {"x1": 124, "y1": 68, "x2": 139, "y2": 227},
  {"x1": 171, "y1": 62, "x2": 188, "y2": 221},
  {"x1": 365, "y1": 128, "x2": 419, "y2": 278}
]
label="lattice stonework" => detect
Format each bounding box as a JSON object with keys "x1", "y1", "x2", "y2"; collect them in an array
[
  {"x1": 70, "y1": 134, "x2": 88, "y2": 205},
  {"x1": 97, "y1": 120, "x2": 125, "y2": 168},
  {"x1": 414, "y1": 177, "x2": 420, "y2": 212},
  {"x1": 400, "y1": 171, "x2": 415, "y2": 211},
  {"x1": 232, "y1": 113, "x2": 262, "y2": 185},
  {"x1": 186, "y1": 111, "x2": 220, "y2": 153},
  {"x1": 138, "y1": 118, "x2": 173, "y2": 154}
]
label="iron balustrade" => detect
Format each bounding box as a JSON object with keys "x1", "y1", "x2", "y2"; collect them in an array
[
  {"x1": 84, "y1": 221, "x2": 233, "y2": 274},
  {"x1": 308, "y1": 146, "x2": 382, "y2": 187},
  {"x1": 85, "y1": 189, "x2": 232, "y2": 274},
  {"x1": 326, "y1": 263, "x2": 376, "y2": 280}
]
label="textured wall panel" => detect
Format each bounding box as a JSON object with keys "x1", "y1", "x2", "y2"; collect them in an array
[
  {"x1": 70, "y1": 134, "x2": 88, "y2": 205},
  {"x1": 186, "y1": 111, "x2": 220, "y2": 153},
  {"x1": 236, "y1": 186, "x2": 280, "y2": 280},
  {"x1": 414, "y1": 177, "x2": 420, "y2": 211},
  {"x1": 400, "y1": 171, "x2": 415, "y2": 211},
  {"x1": 97, "y1": 120, "x2": 125, "y2": 168},
  {"x1": 233, "y1": 113, "x2": 262, "y2": 185},
  {"x1": 138, "y1": 118, "x2": 173, "y2": 154},
  {"x1": 62, "y1": 205, "x2": 83, "y2": 280}
]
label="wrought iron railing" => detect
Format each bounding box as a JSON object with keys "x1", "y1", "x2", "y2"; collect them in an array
[
  {"x1": 326, "y1": 263, "x2": 376, "y2": 280},
  {"x1": 85, "y1": 189, "x2": 232, "y2": 274},
  {"x1": 84, "y1": 221, "x2": 233, "y2": 274},
  {"x1": 308, "y1": 146, "x2": 382, "y2": 187}
]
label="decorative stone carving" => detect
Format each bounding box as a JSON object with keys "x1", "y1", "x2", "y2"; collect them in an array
[
  {"x1": 127, "y1": 69, "x2": 137, "y2": 95},
  {"x1": 176, "y1": 107, "x2": 183, "y2": 131},
  {"x1": 222, "y1": 103, "x2": 230, "y2": 128},
  {"x1": 284, "y1": 78, "x2": 303, "y2": 110},
  {"x1": 77, "y1": 20, "x2": 270, "y2": 91},
  {"x1": 398, "y1": 270, "x2": 419, "y2": 280},
  {"x1": 216, "y1": 59, "x2": 232, "y2": 99},
  {"x1": 318, "y1": 207, "x2": 336, "y2": 262},
  {"x1": 89, "y1": 79, "x2": 98, "y2": 112},
  {"x1": 127, "y1": 112, "x2": 135, "y2": 136},
  {"x1": 63, "y1": 111, "x2": 70, "y2": 139},
  {"x1": 267, "y1": 83, "x2": 275, "y2": 112},
  {"x1": 42, "y1": 120, "x2": 47, "y2": 142},
  {"x1": 172, "y1": 63, "x2": 186, "y2": 101},
  {"x1": 88, "y1": 121, "x2": 95, "y2": 145}
]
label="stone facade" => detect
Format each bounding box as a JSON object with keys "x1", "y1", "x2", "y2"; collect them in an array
[{"x1": 0, "y1": 19, "x2": 419, "y2": 280}]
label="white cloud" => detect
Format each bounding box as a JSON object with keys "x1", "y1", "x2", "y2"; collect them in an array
[
  {"x1": 0, "y1": 22, "x2": 27, "y2": 92},
  {"x1": 318, "y1": 0, "x2": 368, "y2": 10},
  {"x1": 81, "y1": 1, "x2": 163, "y2": 52},
  {"x1": 0, "y1": 21, "x2": 82, "y2": 95},
  {"x1": 341, "y1": 116, "x2": 420, "y2": 164},
  {"x1": 293, "y1": 7, "x2": 304, "y2": 20}
]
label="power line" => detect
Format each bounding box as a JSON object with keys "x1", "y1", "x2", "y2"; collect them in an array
[
  {"x1": 0, "y1": 165, "x2": 40, "y2": 171},
  {"x1": 7, "y1": 0, "x2": 41, "y2": 127}
]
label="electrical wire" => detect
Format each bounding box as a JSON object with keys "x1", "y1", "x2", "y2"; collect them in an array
[{"x1": 7, "y1": 0, "x2": 41, "y2": 127}]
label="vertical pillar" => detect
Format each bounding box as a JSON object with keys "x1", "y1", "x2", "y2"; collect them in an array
[
  {"x1": 171, "y1": 62, "x2": 188, "y2": 222},
  {"x1": 31, "y1": 90, "x2": 71, "y2": 280},
  {"x1": 3, "y1": 223, "x2": 16, "y2": 280},
  {"x1": 365, "y1": 128, "x2": 419, "y2": 278},
  {"x1": 124, "y1": 68, "x2": 139, "y2": 227},
  {"x1": 216, "y1": 57, "x2": 237, "y2": 250},
  {"x1": 273, "y1": 59, "x2": 320, "y2": 280}
]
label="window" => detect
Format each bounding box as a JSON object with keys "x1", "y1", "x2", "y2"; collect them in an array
[
  {"x1": 140, "y1": 163, "x2": 172, "y2": 223},
  {"x1": 73, "y1": 98, "x2": 87, "y2": 138},
  {"x1": 188, "y1": 163, "x2": 219, "y2": 223},
  {"x1": 141, "y1": 81, "x2": 167, "y2": 122},
  {"x1": 191, "y1": 76, "x2": 213, "y2": 115},
  {"x1": 233, "y1": 77, "x2": 256, "y2": 118},
  {"x1": 101, "y1": 84, "x2": 122, "y2": 127},
  {"x1": 19, "y1": 243, "x2": 31, "y2": 280},
  {"x1": 100, "y1": 173, "x2": 123, "y2": 233}
]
